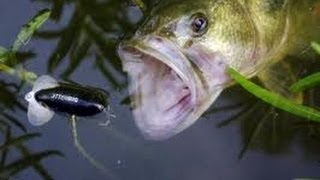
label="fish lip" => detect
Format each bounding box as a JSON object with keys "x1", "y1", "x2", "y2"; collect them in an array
[
  {"x1": 118, "y1": 35, "x2": 197, "y2": 106},
  {"x1": 118, "y1": 36, "x2": 198, "y2": 140}
]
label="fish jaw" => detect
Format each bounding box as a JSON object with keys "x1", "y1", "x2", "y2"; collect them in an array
[{"x1": 118, "y1": 36, "x2": 228, "y2": 140}]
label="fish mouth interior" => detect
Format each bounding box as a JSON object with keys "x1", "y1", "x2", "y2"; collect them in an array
[{"x1": 119, "y1": 45, "x2": 196, "y2": 140}]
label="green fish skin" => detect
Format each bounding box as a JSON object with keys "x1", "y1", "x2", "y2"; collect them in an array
[{"x1": 118, "y1": 0, "x2": 320, "y2": 140}]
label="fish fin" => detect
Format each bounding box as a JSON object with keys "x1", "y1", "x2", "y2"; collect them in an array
[
  {"x1": 27, "y1": 92, "x2": 54, "y2": 126},
  {"x1": 257, "y1": 61, "x2": 303, "y2": 103},
  {"x1": 32, "y1": 75, "x2": 59, "y2": 92}
]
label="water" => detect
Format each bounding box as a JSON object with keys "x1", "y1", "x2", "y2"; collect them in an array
[{"x1": 1, "y1": 0, "x2": 320, "y2": 180}]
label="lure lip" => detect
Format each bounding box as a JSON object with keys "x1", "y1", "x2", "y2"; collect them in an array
[{"x1": 25, "y1": 75, "x2": 58, "y2": 126}]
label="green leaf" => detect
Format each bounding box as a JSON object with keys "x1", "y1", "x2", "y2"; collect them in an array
[
  {"x1": 2, "y1": 113, "x2": 27, "y2": 132},
  {"x1": 289, "y1": 42, "x2": 320, "y2": 92},
  {"x1": 47, "y1": 9, "x2": 83, "y2": 73},
  {"x1": 0, "y1": 133, "x2": 41, "y2": 151},
  {"x1": 0, "y1": 150, "x2": 63, "y2": 176},
  {"x1": 227, "y1": 68, "x2": 320, "y2": 122},
  {"x1": 0, "y1": 46, "x2": 7, "y2": 54},
  {"x1": 0, "y1": 64, "x2": 15, "y2": 74},
  {"x1": 61, "y1": 32, "x2": 91, "y2": 78},
  {"x1": 1, "y1": 128, "x2": 11, "y2": 167},
  {"x1": 290, "y1": 72, "x2": 320, "y2": 92},
  {"x1": 15, "y1": 143, "x2": 58, "y2": 179},
  {"x1": 120, "y1": 96, "x2": 131, "y2": 105},
  {"x1": 12, "y1": 9, "x2": 51, "y2": 52},
  {"x1": 0, "y1": 47, "x2": 9, "y2": 63},
  {"x1": 84, "y1": 24, "x2": 122, "y2": 72},
  {"x1": 95, "y1": 55, "x2": 121, "y2": 88},
  {"x1": 35, "y1": 29, "x2": 65, "y2": 39},
  {"x1": 50, "y1": 0, "x2": 64, "y2": 21},
  {"x1": 311, "y1": 41, "x2": 320, "y2": 54}
]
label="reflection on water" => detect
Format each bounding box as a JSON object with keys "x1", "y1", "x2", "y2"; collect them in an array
[{"x1": 1, "y1": 0, "x2": 320, "y2": 179}]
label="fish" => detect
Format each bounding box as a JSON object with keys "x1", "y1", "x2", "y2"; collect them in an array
[
  {"x1": 118, "y1": 0, "x2": 320, "y2": 140},
  {"x1": 25, "y1": 75, "x2": 109, "y2": 126}
]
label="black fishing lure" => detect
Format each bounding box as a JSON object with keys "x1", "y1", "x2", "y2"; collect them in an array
[{"x1": 25, "y1": 75, "x2": 109, "y2": 126}]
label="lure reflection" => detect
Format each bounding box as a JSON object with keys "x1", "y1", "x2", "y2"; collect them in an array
[{"x1": 25, "y1": 75, "x2": 109, "y2": 126}]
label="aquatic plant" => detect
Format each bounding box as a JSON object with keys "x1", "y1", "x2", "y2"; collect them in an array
[
  {"x1": 0, "y1": 10, "x2": 63, "y2": 179},
  {"x1": 210, "y1": 42, "x2": 320, "y2": 158},
  {"x1": 227, "y1": 68, "x2": 320, "y2": 122},
  {"x1": 226, "y1": 41, "x2": 320, "y2": 123},
  {"x1": 290, "y1": 42, "x2": 320, "y2": 92},
  {"x1": 0, "y1": 9, "x2": 51, "y2": 85},
  {"x1": 1, "y1": 2, "x2": 149, "y2": 178},
  {"x1": 32, "y1": 0, "x2": 144, "y2": 89},
  {"x1": 0, "y1": 80, "x2": 63, "y2": 179}
]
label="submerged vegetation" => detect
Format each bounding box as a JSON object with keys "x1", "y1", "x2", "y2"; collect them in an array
[
  {"x1": 0, "y1": 82, "x2": 63, "y2": 179},
  {"x1": 227, "y1": 66, "x2": 320, "y2": 123},
  {"x1": 228, "y1": 42, "x2": 320, "y2": 122},
  {"x1": 0, "y1": 9, "x2": 64, "y2": 179},
  {"x1": 0, "y1": 9, "x2": 51, "y2": 85},
  {"x1": 0, "y1": 1, "x2": 150, "y2": 178},
  {"x1": 290, "y1": 42, "x2": 320, "y2": 92},
  {"x1": 33, "y1": 0, "x2": 145, "y2": 88},
  {"x1": 220, "y1": 43, "x2": 320, "y2": 158}
]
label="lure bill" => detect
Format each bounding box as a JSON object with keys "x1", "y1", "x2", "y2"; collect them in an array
[{"x1": 25, "y1": 75, "x2": 109, "y2": 126}]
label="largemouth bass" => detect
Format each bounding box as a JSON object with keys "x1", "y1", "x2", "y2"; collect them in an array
[{"x1": 118, "y1": 0, "x2": 320, "y2": 140}]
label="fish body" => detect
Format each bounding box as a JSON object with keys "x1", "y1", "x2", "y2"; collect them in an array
[
  {"x1": 25, "y1": 75, "x2": 108, "y2": 126},
  {"x1": 118, "y1": 0, "x2": 320, "y2": 140}
]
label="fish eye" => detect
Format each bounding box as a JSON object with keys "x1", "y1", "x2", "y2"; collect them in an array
[{"x1": 191, "y1": 13, "x2": 208, "y2": 36}]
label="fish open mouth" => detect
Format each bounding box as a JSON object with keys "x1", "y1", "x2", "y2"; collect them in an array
[
  {"x1": 122, "y1": 46, "x2": 193, "y2": 112},
  {"x1": 118, "y1": 36, "x2": 198, "y2": 140}
]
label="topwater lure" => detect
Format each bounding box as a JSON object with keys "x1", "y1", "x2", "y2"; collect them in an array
[{"x1": 24, "y1": 75, "x2": 109, "y2": 126}]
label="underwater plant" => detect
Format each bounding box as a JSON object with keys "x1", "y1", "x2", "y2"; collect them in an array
[
  {"x1": 290, "y1": 42, "x2": 320, "y2": 92},
  {"x1": 212, "y1": 43, "x2": 320, "y2": 158},
  {"x1": 226, "y1": 41, "x2": 320, "y2": 122},
  {"x1": 2, "y1": 8, "x2": 124, "y2": 180},
  {"x1": 227, "y1": 67, "x2": 320, "y2": 122},
  {"x1": 0, "y1": 81, "x2": 63, "y2": 179},
  {"x1": 32, "y1": 0, "x2": 148, "y2": 89},
  {"x1": 0, "y1": 9, "x2": 64, "y2": 179}
]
